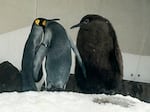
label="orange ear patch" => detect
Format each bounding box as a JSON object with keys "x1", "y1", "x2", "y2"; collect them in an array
[
  {"x1": 35, "y1": 19, "x2": 40, "y2": 25},
  {"x1": 42, "y1": 20, "x2": 46, "y2": 26}
]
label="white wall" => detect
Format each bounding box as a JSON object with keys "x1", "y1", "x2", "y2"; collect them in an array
[
  {"x1": 0, "y1": 27, "x2": 30, "y2": 70},
  {"x1": 122, "y1": 53, "x2": 150, "y2": 83}
]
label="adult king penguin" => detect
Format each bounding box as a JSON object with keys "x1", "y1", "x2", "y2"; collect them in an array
[
  {"x1": 21, "y1": 18, "x2": 45, "y2": 91},
  {"x1": 21, "y1": 18, "x2": 86, "y2": 91},
  {"x1": 71, "y1": 14, "x2": 123, "y2": 94}
]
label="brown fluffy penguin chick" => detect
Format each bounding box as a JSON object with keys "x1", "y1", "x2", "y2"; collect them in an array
[{"x1": 71, "y1": 14, "x2": 123, "y2": 94}]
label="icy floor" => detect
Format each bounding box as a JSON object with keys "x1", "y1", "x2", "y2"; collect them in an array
[{"x1": 0, "y1": 92, "x2": 149, "y2": 112}]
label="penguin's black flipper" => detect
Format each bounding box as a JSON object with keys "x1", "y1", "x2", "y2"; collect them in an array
[
  {"x1": 109, "y1": 23, "x2": 123, "y2": 78},
  {"x1": 67, "y1": 34, "x2": 87, "y2": 78}
]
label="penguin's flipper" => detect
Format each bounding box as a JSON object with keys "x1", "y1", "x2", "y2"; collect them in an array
[
  {"x1": 114, "y1": 45, "x2": 123, "y2": 77},
  {"x1": 109, "y1": 24, "x2": 123, "y2": 77},
  {"x1": 67, "y1": 34, "x2": 87, "y2": 78}
]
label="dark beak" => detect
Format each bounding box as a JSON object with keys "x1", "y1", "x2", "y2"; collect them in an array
[
  {"x1": 70, "y1": 23, "x2": 82, "y2": 29},
  {"x1": 51, "y1": 18, "x2": 60, "y2": 21}
]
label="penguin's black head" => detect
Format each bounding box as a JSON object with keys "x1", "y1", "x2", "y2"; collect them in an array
[
  {"x1": 71, "y1": 14, "x2": 109, "y2": 29},
  {"x1": 34, "y1": 18, "x2": 60, "y2": 26},
  {"x1": 34, "y1": 18, "x2": 60, "y2": 32}
]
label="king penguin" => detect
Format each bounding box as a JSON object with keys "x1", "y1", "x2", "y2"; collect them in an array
[
  {"x1": 34, "y1": 18, "x2": 86, "y2": 91},
  {"x1": 21, "y1": 18, "x2": 46, "y2": 91},
  {"x1": 71, "y1": 14, "x2": 123, "y2": 94}
]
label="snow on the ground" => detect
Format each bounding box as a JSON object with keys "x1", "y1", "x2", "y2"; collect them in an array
[{"x1": 0, "y1": 92, "x2": 149, "y2": 112}]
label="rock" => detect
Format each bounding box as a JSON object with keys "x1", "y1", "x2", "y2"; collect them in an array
[
  {"x1": 120, "y1": 80, "x2": 150, "y2": 103},
  {"x1": 0, "y1": 61, "x2": 22, "y2": 92}
]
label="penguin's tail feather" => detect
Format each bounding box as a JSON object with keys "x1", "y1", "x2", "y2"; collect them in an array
[{"x1": 67, "y1": 33, "x2": 87, "y2": 78}]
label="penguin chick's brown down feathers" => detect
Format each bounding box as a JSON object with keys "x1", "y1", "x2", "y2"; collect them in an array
[{"x1": 71, "y1": 14, "x2": 123, "y2": 94}]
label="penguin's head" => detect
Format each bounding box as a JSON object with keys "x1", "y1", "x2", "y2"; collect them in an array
[
  {"x1": 34, "y1": 18, "x2": 47, "y2": 28},
  {"x1": 70, "y1": 14, "x2": 109, "y2": 30},
  {"x1": 34, "y1": 18, "x2": 60, "y2": 27},
  {"x1": 34, "y1": 18, "x2": 60, "y2": 32}
]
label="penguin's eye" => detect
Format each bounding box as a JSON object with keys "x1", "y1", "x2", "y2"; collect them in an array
[
  {"x1": 83, "y1": 19, "x2": 90, "y2": 24},
  {"x1": 35, "y1": 19, "x2": 40, "y2": 25},
  {"x1": 105, "y1": 21, "x2": 109, "y2": 24}
]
